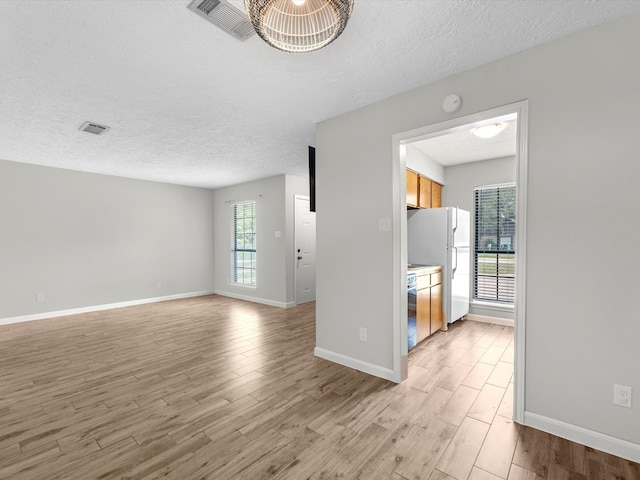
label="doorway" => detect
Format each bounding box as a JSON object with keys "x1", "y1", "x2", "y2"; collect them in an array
[
  {"x1": 294, "y1": 195, "x2": 316, "y2": 305},
  {"x1": 392, "y1": 101, "x2": 528, "y2": 423}
]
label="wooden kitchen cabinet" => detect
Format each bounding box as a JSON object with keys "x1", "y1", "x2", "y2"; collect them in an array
[
  {"x1": 406, "y1": 168, "x2": 443, "y2": 209},
  {"x1": 430, "y1": 282, "x2": 443, "y2": 333},
  {"x1": 406, "y1": 169, "x2": 419, "y2": 208},
  {"x1": 412, "y1": 266, "x2": 443, "y2": 345},
  {"x1": 416, "y1": 288, "x2": 431, "y2": 342},
  {"x1": 418, "y1": 175, "x2": 432, "y2": 209},
  {"x1": 431, "y1": 181, "x2": 442, "y2": 208}
]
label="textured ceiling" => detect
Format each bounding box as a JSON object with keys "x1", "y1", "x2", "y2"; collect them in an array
[
  {"x1": 412, "y1": 114, "x2": 517, "y2": 166},
  {"x1": 1, "y1": 1, "x2": 640, "y2": 189}
]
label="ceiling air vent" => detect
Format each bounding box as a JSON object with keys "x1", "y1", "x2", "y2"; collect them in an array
[
  {"x1": 187, "y1": 0, "x2": 255, "y2": 41},
  {"x1": 79, "y1": 121, "x2": 109, "y2": 135}
]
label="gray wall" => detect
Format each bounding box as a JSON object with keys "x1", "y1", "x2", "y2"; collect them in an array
[
  {"x1": 0, "y1": 159, "x2": 216, "y2": 320},
  {"x1": 212, "y1": 174, "x2": 308, "y2": 307},
  {"x1": 405, "y1": 144, "x2": 445, "y2": 184},
  {"x1": 0, "y1": 162, "x2": 309, "y2": 320},
  {"x1": 443, "y1": 156, "x2": 516, "y2": 320},
  {"x1": 316, "y1": 12, "x2": 640, "y2": 452}
]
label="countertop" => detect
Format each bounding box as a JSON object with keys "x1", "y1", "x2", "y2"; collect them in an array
[{"x1": 408, "y1": 264, "x2": 442, "y2": 275}]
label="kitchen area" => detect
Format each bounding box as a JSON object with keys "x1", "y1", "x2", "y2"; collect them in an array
[
  {"x1": 406, "y1": 166, "x2": 471, "y2": 350},
  {"x1": 404, "y1": 115, "x2": 518, "y2": 351}
]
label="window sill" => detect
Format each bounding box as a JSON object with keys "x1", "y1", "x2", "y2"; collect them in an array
[
  {"x1": 471, "y1": 300, "x2": 514, "y2": 311},
  {"x1": 228, "y1": 283, "x2": 257, "y2": 290}
]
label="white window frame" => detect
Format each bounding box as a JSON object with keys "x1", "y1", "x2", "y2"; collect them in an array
[
  {"x1": 230, "y1": 200, "x2": 257, "y2": 288},
  {"x1": 473, "y1": 183, "x2": 516, "y2": 305}
]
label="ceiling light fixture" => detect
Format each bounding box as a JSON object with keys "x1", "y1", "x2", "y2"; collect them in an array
[
  {"x1": 244, "y1": 0, "x2": 354, "y2": 53},
  {"x1": 471, "y1": 123, "x2": 507, "y2": 139}
]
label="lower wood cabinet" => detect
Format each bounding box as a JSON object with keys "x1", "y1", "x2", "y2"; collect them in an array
[
  {"x1": 414, "y1": 268, "x2": 443, "y2": 345},
  {"x1": 416, "y1": 288, "x2": 431, "y2": 342},
  {"x1": 430, "y1": 282, "x2": 443, "y2": 333}
]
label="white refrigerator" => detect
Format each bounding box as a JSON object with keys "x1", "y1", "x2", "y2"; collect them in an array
[{"x1": 407, "y1": 207, "x2": 470, "y2": 326}]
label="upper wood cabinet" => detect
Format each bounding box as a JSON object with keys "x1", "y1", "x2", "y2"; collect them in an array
[
  {"x1": 406, "y1": 169, "x2": 419, "y2": 208},
  {"x1": 431, "y1": 181, "x2": 442, "y2": 208},
  {"x1": 406, "y1": 168, "x2": 442, "y2": 209},
  {"x1": 418, "y1": 176, "x2": 432, "y2": 209}
]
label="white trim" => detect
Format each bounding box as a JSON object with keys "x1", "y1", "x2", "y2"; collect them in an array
[
  {"x1": 0, "y1": 290, "x2": 216, "y2": 326},
  {"x1": 392, "y1": 101, "x2": 529, "y2": 420},
  {"x1": 513, "y1": 100, "x2": 529, "y2": 424},
  {"x1": 471, "y1": 300, "x2": 515, "y2": 310},
  {"x1": 294, "y1": 194, "x2": 313, "y2": 306},
  {"x1": 229, "y1": 199, "x2": 258, "y2": 288},
  {"x1": 213, "y1": 289, "x2": 295, "y2": 309},
  {"x1": 314, "y1": 347, "x2": 397, "y2": 382},
  {"x1": 525, "y1": 411, "x2": 640, "y2": 464},
  {"x1": 225, "y1": 282, "x2": 258, "y2": 290},
  {"x1": 391, "y1": 139, "x2": 407, "y2": 383},
  {"x1": 470, "y1": 301, "x2": 514, "y2": 321},
  {"x1": 473, "y1": 181, "x2": 516, "y2": 191},
  {"x1": 224, "y1": 194, "x2": 263, "y2": 204},
  {"x1": 466, "y1": 314, "x2": 514, "y2": 327}
]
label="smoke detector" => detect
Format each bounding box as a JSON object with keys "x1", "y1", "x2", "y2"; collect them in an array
[
  {"x1": 187, "y1": 0, "x2": 255, "y2": 41},
  {"x1": 79, "y1": 121, "x2": 110, "y2": 135}
]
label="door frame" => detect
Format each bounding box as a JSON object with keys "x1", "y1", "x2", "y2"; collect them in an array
[{"x1": 391, "y1": 100, "x2": 529, "y2": 424}]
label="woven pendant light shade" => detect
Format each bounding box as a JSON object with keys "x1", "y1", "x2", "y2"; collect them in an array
[{"x1": 244, "y1": 0, "x2": 354, "y2": 53}]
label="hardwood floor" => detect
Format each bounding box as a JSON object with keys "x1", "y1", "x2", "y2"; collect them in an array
[{"x1": 0, "y1": 295, "x2": 638, "y2": 479}]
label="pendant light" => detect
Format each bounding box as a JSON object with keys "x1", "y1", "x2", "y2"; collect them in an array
[{"x1": 244, "y1": 0, "x2": 354, "y2": 53}]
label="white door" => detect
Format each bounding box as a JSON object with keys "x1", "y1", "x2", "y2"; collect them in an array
[{"x1": 295, "y1": 195, "x2": 316, "y2": 304}]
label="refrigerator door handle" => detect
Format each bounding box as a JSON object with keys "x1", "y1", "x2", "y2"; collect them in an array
[
  {"x1": 452, "y1": 206, "x2": 458, "y2": 233},
  {"x1": 449, "y1": 207, "x2": 458, "y2": 247},
  {"x1": 452, "y1": 246, "x2": 458, "y2": 278}
]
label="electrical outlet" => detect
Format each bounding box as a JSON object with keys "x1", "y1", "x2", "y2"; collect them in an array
[
  {"x1": 36, "y1": 293, "x2": 45, "y2": 303},
  {"x1": 156, "y1": 280, "x2": 162, "y2": 289},
  {"x1": 613, "y1": 384, "x2": 632, "y2": 408},
  {"x1": 359, "y1": 327, "x2": 367, "y2": 342}
]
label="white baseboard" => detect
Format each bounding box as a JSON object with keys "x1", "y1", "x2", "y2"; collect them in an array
[
  {"x1": 314, "y1": 347, "x2": 396, "y2": 382},
  {"x1": 466, "y1": 313, "x2": 514, "y2": 327},
  {"x1": 213, "y1": 290, "x2": 295, "y2": 309},
  {"x1": 0, "y1": 290, "x2": 216, "y2": 326},
  {"x1": 524, "y1": 411, "x2": 640, "y2": 463}
]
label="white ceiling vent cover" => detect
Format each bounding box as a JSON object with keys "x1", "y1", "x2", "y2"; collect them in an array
[
  {"x1": 187, "y1": 0, "x2": 255, "y2": 41},
  {"x1": 79, "y1": 121, "x2": 109, "y2": 135}
]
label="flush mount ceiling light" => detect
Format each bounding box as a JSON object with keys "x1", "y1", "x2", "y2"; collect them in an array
[
  {"x1": 471, "y1": 123, "x2": 507, "y2": 139},
  {"x1": 244, "y1": 0, "x2": 354, "y2": 53}
]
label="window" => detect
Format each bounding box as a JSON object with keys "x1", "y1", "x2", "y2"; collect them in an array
[
  {"x1": 231, "y1": 201, "x2": 256, "y2": 286},
  {"x1": 474, "y1": 184, "x2": 516, "y2": 304}
]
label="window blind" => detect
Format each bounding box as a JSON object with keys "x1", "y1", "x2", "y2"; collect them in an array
[
  {"x1": 232, "y1": 201, "x2": 256, "y2": 286},
  {"x1": 474, "y1": 184, "x2": 516, "y2": 303}
]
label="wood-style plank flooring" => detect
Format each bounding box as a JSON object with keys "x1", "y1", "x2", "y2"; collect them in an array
[{"x1": 0, "y1": 295, "x2": 638, "y2": 479}]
